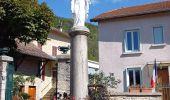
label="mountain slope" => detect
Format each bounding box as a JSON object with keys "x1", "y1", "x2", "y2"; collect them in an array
[{"x1": 53, "y1": 16, "x2": 98, "y2": 61}]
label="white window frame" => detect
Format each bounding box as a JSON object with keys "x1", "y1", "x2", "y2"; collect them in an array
[
  {"x1": 153, "y1": 26, "x2": 164, "y2": 44},
  {"x1": 124, "y1": 30, "x2": 140, "y2": 53},
  {"x1": 126, "y1": 67, "x2": 142, "y2": 88}
]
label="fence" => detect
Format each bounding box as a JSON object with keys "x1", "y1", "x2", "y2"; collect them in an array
[
  {"x1": 156, "y1": 84, "x2": 170, "y2": 100},
  {"x1": 157, "y1": 85, "x2": 170, "y2": 100}
]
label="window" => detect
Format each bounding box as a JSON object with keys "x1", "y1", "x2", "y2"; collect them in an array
[
  {"x1": 127, "y1": 68, "x2": 141, "y2": 86},
  {"x1": 153, "y1": 26, "x2": 164, "y2": 44},
  {"x1": 52, "y1": 46, "x2": 57, "y2": 56},
  {"x1": 41, "y1": 62, "x2": 46, "y2": 81},
  {"x1": 124, "y1": 30, "x2": 140, "y2": 52}
]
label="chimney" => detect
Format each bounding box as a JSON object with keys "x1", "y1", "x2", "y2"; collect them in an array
[{"x1": 57, "y1": 20, "x2": 63, "y2": 32}]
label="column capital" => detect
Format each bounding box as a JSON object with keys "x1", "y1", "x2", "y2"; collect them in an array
[
  {"x1": 69, "y1": 26, "x2": 90, "y2": 37},
  {"x1": 0, "y1": 56, "x2": 13, "y2": 62}
]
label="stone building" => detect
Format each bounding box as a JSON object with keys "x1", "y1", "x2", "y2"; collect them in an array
[{"x1": 13, "y1": 27, "x2": 70, "y2": 100}]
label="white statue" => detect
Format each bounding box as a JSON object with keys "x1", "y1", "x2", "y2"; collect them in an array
[{"x1": 71, "y1": 0, "x2": 91, "y2": 28}]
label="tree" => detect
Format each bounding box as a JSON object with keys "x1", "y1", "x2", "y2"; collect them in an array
[
  {"x1": 88, "y1": 72, "x2": 121, "y2": 100},
  {"x1": 0, "y1": 0, "x2": 54, "y2": 49}
]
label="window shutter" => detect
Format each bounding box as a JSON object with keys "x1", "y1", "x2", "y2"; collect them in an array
[
  {"x1": 52, "y1": 46, "x2": 57, "y2": 56},
  {"x1": 125, "y1": 68, "x2": 129, "y2": 88},
  {"x1": 42, "y1": 63, "x2": 46, "y2": 81}
]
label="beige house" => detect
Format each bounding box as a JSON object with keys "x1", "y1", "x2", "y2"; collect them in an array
[
  {"x1": 14, "y1": 28, "x2": 70, "y2": 100},
  {"x1": 91, "y1": 1, "x2": 170, "y2": 92}
]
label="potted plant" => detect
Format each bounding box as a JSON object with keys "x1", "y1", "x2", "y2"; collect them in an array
[
  {"x1": 20, "y1": 92, "x2": 30, "y2": 100},
  {"x1": 129, "y1": 85, "x2": 141, "y2": 93},
  {"x1": 141, "y1": 85, "x2": 152, "y2": 93}
]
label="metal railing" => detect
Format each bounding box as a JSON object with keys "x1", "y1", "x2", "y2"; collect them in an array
[{"x1": 157, "y1": 84, "x2": 170, "y2": 100}]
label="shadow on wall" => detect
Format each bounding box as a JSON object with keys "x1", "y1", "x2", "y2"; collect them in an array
[
  {"x1": 15, "y1": 56, "x2": 52, "y2": 77},
  {"x1": 142, "y1": 64, "x2": 152, "y2": 88},
  {"x1": 123, "y1": 70, "x2": 128, "y2": 92},
  {"x1": 149, "y1": 45, "x2": 166, "y2": 49},
  {"x1": 120, "y1": 53, "x2": 142, "y2": 58}
]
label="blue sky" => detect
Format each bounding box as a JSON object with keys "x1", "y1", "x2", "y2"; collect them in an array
[{"x1": 38, "y1": 0, "x2": 162, "y2": 23}]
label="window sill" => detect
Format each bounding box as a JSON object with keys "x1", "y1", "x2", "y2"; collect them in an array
[
  {"x1": 122, "y1": 52, "x2": 142, "y2": 55},
  {"x1": 151, "y1": 43, "x2": 166, "y2": 47}
]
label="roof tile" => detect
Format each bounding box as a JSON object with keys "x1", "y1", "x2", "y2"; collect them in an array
[
  {"x1": 17, "y1": 42, "x2": 55, "y2": 60},
  {"x1": 91, "y1": 1, "x2": 170, "y2": 22}
]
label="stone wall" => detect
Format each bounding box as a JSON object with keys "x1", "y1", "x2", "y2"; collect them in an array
[
  {"x1": 107, "y1": 92, "x2": 162, "y2": 100},
  {"x1": 57, "y1": 55, "x2": 70, "y2": 95}
]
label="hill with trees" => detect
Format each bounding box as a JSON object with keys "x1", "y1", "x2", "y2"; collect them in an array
[{"x1": 53, "y1": 16, "x2": 98, "y2": 61}]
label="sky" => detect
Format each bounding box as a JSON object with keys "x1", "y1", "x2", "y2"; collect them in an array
[{"x1": 38, "y1": 0, "x2": 162, "y2": 24}]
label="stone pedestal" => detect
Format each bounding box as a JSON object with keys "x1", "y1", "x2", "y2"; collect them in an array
[
  {"x1": 0, "y1": 56, "x2": 13, "y2": 100},
  {"x1": 69, "y1": 28, "x2": 89, "y2": 100}
]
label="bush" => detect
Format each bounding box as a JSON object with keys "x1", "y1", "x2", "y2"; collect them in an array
[
  {"x1": 88, "y1": 72, "x2": 120, "y2": 100},
  {"x1": 20, "y1": 93, "x2": 30, "y2": 100}
]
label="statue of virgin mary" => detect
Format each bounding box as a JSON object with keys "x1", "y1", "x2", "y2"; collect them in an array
[{"x1": 71, "y1": 0, "x2": 91, "y2": 29}]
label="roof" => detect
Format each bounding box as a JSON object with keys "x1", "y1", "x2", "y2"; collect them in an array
[
  {"x1": 88, "y1": 60, "x2": 99, "y2": 69},
  {"x1": 56, "y1": 54, "x2": 70, "y2": 60},
  {"x1": 88, "y1": 60, "x2": 99, "y2": 65},
  {"x1": 91, "y1": 1, "x2": 170, "y2": 22},
  {"x1": 16, "y1": 42, "x2": 55, "y2": 60},
  {"x1": 51, "y1": 27, "x2": 70, "y2": 39}
]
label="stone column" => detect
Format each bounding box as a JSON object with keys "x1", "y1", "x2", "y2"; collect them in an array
[
  {"x1": 0, "y1": 55, "x2": 13, "y2": 100},
  {"x1": 69, "y1": 28, "x2": 89, "y2": 100}
]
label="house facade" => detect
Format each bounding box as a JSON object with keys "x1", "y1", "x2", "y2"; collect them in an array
[
  {"x1": 15, "y1": 26, "x2": 100, "y2": 99},
  {"x1": 92, "y1": 1, "x2": 170, "y2": 92},
  {"x1": 14, "y1": 28, "x2": 70, "y2": 100}
]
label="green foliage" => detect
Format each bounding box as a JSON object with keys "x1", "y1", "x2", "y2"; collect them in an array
[
  {"x1": 88, "y1": 72, "x2": 120, "y2": 100},
  {"x1": 20, "y1": 92, "x2": 30, "y2": 100},
  {"x1": 13, "y1": 75, "x2": 35, "y2": 97},
  {"x1": 13, "y1": 74, "x2": 26, "y2": 96},
  {"x1": 25, "y1": 75, "x2": 35, "y2": 84},
  {"x1": 53, "y1": 16, "x2": 73, "y2": 32},
  {"x1": 89, "y1": 72, "x2": 121, "y2": 89},
  {"x1": 53, "y1": 16, "x2": 98, "y2": 61},
  {"x1": 0, "y1": 0, "x2": 54, "y2": 48},
  {"x1": 86, "y1": 23, "x2": 98, "y2": 61}
]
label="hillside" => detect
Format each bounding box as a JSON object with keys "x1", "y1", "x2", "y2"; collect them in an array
[{"x1": 53, "y1": 16, "x2": 98, "y2": 61}]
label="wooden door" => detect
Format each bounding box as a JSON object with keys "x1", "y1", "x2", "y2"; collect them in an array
[
  {"x1": 28, "y1": 86, "x2": 36, "y2": 100},
  {"x1": 157, "y1": 68, "x2": 169, "y2": 85},
  {"x1": 157, "y1": 68, "x2": 170, "y2": 100}
]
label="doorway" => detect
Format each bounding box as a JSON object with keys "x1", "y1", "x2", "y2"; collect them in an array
[
  {"x1": 157, "y1": 68, "x2": 169, "y2": 85},
  {"x1": 28, "y1": 86, "x2": 36, "y2": 100}
]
